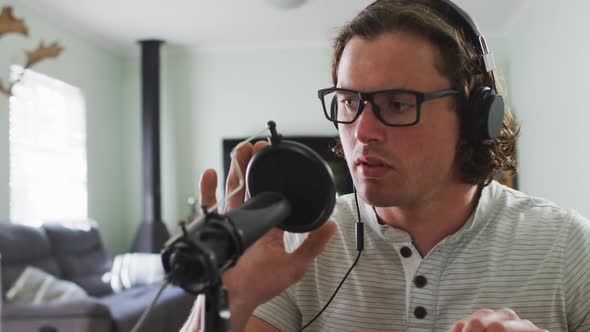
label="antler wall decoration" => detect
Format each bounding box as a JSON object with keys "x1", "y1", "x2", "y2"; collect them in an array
[{"x1": 0, "y1": 6, "x2": 64, "y2": 97}]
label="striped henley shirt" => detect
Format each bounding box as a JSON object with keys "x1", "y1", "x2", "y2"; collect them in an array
[{"x1": 254, "y1": 181, "x2": 590, "y2": 331}]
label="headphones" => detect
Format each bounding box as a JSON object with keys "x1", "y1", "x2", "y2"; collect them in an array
[
  {"x1": 436, "y1": 0, "x2": 505, "y2": 142},
  {"x1": 331, "y1": 0, "x2": 505, "y2": 142}
]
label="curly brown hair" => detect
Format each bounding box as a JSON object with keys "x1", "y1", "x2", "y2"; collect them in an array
[{"x1": 330, "y1": 0, "x2": 518, "y2": 186}]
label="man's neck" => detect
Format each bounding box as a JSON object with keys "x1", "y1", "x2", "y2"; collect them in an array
[{"x1": 374, "y1": 183, "x2": 481, "y2": 257}]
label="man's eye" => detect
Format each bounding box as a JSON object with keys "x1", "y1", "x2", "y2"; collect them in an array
[
  {"x1": 340, "y1": 99, "x2": 358, "y2": 110},
  {"x1": 391, "y1": 100, "x2": 412, "y2": 112}
]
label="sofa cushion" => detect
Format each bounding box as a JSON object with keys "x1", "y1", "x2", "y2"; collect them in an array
[
  {"x1": 0, "y1": 222, "x2": 63, "y2": 296},
  {"x1": 2, "y1": 298, "x2": 112, "y2": 332},
  {"x1": 6, "y1": 266, "x2": 88, "y2": 304},
  {"x1": 42, "y1": 224, "x2": 113, "y2": 296},
  {"x1": 99, "y1": 284, "x2": 194, "y2": 332}
]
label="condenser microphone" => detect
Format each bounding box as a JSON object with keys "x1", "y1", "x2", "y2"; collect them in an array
[
  {"x1": 161, "y1": 121, "x2": 336, "y2": 294},
  {"x1": 162, "y1": 191, "x2": 291, "y2": 294}
]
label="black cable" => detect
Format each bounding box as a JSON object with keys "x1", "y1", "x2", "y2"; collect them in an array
[
  {"x1": 299, "y1": 188, "x2": 364, "y2": 331},
  {"x1": 129, "y1": 280, "x2": 170, "y2": 332},
  {"x1": 299, "y1": 250, "x2": 361, "y2": 331},
  {"x1": 353, "y1": 187, "x2": 364, "y2": 252}
]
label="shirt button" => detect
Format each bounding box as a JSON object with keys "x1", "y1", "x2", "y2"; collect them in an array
[
  {"x1": 414, "y1": 306, "x2": 427, "y2": 319},
  {"x1": 400, "y1": 246, "x2": 412, "y2": 258},
  {"x1": 414, "y1": 275, "x2": 427, "y2": 288}
]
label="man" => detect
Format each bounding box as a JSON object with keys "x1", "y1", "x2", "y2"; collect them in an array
[{"x1": 182, "y1": 1, "x2": 590, "y2": 331}]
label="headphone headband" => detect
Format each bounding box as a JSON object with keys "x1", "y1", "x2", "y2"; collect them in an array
[{"x1": 435, "y1": 0, "x2": 497, "y2": 87}]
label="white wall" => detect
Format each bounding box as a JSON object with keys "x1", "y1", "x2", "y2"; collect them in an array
[
  {"x1": 149, "y1": 23, "x2": 590, "y2": 233},
  {"x1": 129, "y1": 33, "x2": 590, "y2": 240},
  {"x1": 507, "y1": 1, "x2": 590, "y2": 217},
  {"x1": 189, "y1": 47, "x2": 338, "y2": 199},
  {"x1": 123, "y1": 46, "x2": 338, "y2": 234},
  {"x1": 0, "y1": 1, "x2": 130, "y2": 253},
  {"x1": 4, "y1": 1, "x2": 589, "y2": 254},
  {"x1": 122, "y1": 50, "x2": 195, "y2": 239},
  {"x1": 110, "y1": 0, "x2": 582, "y2": 262}
]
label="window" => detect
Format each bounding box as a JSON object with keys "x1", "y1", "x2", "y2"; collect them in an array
[{"x1": 9, "y1": 66, "x2": 88, "y2": 225}]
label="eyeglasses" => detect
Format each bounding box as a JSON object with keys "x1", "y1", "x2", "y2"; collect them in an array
[{"x1": 317, "y1": 87, "x2": 459, "y2": 127}]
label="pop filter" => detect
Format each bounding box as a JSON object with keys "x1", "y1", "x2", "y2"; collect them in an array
[{"x1": 246, "y1": 122, "x2": 336, "y2": 233}]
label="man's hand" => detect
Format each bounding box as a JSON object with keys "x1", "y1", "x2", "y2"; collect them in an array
[
  {"x1": 189, "y1": 140, "x2": 337, "y2": 332},
  {"x1": 449, "y1": 309, "x2": 548, "y2": 332}
]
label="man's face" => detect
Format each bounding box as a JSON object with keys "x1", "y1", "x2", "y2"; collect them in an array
[{"x1": 337, "y1": 32, "x2": 462, "y2": 208}]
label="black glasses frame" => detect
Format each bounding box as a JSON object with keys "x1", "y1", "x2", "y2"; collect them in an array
[{"x1": 317, "y1": 87, "x2": 459, "y2": 127}]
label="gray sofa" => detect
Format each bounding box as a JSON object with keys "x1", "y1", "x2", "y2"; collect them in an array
[{"x1": 0, "y1": 222, "x2": 194, "y2": 332}]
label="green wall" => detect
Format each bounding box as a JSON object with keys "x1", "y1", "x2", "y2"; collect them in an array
[
  {"x1": 6, "y1": 2, "x2": 558, "y2": 256},
  {"x1": 0, "y1": 1, "x2": 129, "y2": 253}
]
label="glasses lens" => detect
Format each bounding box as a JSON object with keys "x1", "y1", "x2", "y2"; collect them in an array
[
  {"x1": 373, "y1": 91, "x2": 418, "y2": 125},
  {"x1": 323, "y1": 90, "x2": 360, "y2": 123}
]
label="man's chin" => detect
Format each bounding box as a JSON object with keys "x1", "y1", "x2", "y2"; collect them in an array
[{"x1": 356, "y1": 185, "x2": 402, "y2": 207}]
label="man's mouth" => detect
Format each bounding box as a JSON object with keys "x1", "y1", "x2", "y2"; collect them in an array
[
  {"x1": 356, "y1": 155, "x2": 388, "y2": 166},
  {"x1": 355, "y1": 156, "x2": 390, "y2": 178},
  {"x1": 359, "y1": 160, "x2": 385, "y2": 167}
]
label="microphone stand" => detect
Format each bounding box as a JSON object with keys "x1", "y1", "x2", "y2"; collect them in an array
[
  {"x1": 162, "y1": 209, "x2": 243, "y2": 332},
  {"x1": 203, "y1": 279, "x2": 231, "y2": 332}
]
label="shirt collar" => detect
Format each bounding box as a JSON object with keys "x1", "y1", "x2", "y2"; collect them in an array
[
  {"x1": 360, "y1": 181, "x2": 501, "y2": 244},
  {"x1": 446, "y1": 180, "x2": 500, "y2": 243}
]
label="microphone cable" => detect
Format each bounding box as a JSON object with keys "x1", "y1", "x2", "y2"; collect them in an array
[
  {"x1": 129, "y1": 280, "x2": 170, "y2": 332},
  {"x1": 299, "y1": 187, "x2": 364, "y2": 331}
]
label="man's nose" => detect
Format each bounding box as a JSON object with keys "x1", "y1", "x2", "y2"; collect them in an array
[{"x1": 354, "y1": 101, "x2": 385, "y2": 143}]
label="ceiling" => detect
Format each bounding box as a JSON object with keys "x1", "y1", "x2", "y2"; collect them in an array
[{"x1": 16, "y1": 0, "x2": 529, "y2": 55}]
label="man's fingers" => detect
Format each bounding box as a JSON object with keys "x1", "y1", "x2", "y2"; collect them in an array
[
  {"x1": 450, "y1": 308, "x2": 546, "y2": 332},
  {"x1": 450, "y1": 308, "x2": 498, "y2": 331},
  {"x1": 252, "y1": 140, "x2": 268, "y2": 154},
  {"x1": 449, "y1": 321, "x2": 464, "y2": 332},
  {"x1": 472, "y1": 308, "x2": 519, "y2": 328},
  {"x1": 225, "y1": 143, "x2": 254, "y2": 211},
  {"x1": 243, "y1": 140, "x2": 270, "y2": 200},
  {"x1": 461, "y1": 319, "x2": 486, "y2": 332},
  {"x1": 486, "y1": 320, "x2": 546, "y2": 332},
  {"x1": 225, "y1": 140, "x2": 267, "y2": 207},
  {"x1": 293, "y1": 220, "x2": 337, "y2": 263},
  {"x1": 199, "y1": 168, "x2": 218, "y2": 211}
]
